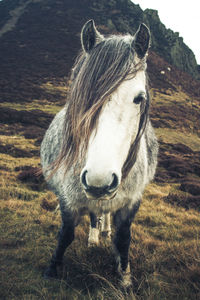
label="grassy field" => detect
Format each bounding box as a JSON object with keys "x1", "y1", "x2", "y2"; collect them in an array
[{"x1": 0, "y1": 82, "x2": 200, "y2": 299}]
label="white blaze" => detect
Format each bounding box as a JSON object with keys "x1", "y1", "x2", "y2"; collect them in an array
[{"x1": 82, "y1": 70, "x2": 146, "y2": 188}]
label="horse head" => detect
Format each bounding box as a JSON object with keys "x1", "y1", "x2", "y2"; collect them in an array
[{"x1": 79, "y1": 20, "x2": 150, "y2": 200}]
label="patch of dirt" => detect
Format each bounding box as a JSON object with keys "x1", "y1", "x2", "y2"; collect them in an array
[
  {"x1": 151, "y1": 104, "x2": 200, "y2": 134},
  {"x1": 40, "y1": 198, "x2": 58, "y2": 211},
  {"x1": 163, "y1": 192, "x2": 200, "y2": 211},
  {"x1": 23, "y1": 125, "x2": 46, "y2": 144},
  {"x1": 0, "y1": 123, "x2": 46, "y2": 145},
  {"x1": 16, "y1": 166, "x2": 46, "y2": 191},
  {"x1": 0, "y1": 107, "x2": 53, "y2": 128},
  {"x1": 0, "y1": 142, "x2": 38, "y2": 158},
  {"x1": 156, "y1": 141, "x2": 200, "y2": 210},
  {"x1": 156, "y1": 142, "x2": 200, "y2": 184},
  {"x1": 180, "y1": 180, "x2": 200, "y2": 196}
]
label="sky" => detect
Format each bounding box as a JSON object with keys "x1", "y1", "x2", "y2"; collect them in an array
[{"x1": 133, "y1": 0, "x2": 200, "y2": 64}]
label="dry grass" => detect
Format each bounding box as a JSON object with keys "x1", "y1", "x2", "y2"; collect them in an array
[
  {"x1": 155, "y1": 128, "x2": 200, "y2": 152},
  {"x1": 0, "y1": 101, "x2": 62, "y2": 114},
  {"x1": 1, "y1": 176, "x2": 200, "y2": 299},
  {"x1": 0, "y1": 85, "x2": 200, "y2": 299}
]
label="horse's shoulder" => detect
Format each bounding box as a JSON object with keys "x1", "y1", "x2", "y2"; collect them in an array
[
  {"x1": 144, "y1": 121, "x2": 158, "y2": 170},
  {"x1": 41, "y1": 106, "x2": 67, "y2": 164}
]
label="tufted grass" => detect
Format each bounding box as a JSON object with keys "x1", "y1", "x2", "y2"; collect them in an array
[
  {"x1": 0, "y1": 87, "x2": 200, "y2": 299},
  {"x1": 155, "y1": 128, "x2": 200, "y2": 151},
  {"x1": 0, "y1": 175, "x2": 199, "y2": 299}
]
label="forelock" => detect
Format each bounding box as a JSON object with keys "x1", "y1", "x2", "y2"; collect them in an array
[{"x1": 70, "y1": 35, "x2": 142, "y2": 107}]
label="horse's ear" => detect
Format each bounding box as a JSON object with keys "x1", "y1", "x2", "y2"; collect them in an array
[
  {"x1": 133, "y1": 23, "x2": 150, "y2": 59},
  {"x1": 81, "y1": 19, "x2": 103, "y2": 53}
]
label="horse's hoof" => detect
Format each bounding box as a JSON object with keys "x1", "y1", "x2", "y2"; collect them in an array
[
  {"x1": 120, "y1": 276, "x2": 132, "y2": 290},
  {"x1": 43, "y1": 266, "x2": 58, "y2": 279},
  {"x1": 117, "y1": 262, "x2": 132, "y2": 290}
]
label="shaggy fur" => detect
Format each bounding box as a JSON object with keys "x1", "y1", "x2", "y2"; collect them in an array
[
  {"x1": 51, "y1": 36, "x2": 147, "y2": 179},
  {"x1": 40, "y1": 20, "x2": 158, "y2": 287}
]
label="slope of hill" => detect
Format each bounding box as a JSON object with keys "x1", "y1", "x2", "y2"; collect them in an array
[
  {"x1": 0, "y1": 0, "x2": 200, "y2": 299},
  {"x1": 0, "y1": 0, "x2": 199, "y2": 79},
  {"x1": 0, "y1": 0, "x2": 200, "y2": 106},
  {"x1": 0, "y1": 81, "x2": 200, "y2": 299}
]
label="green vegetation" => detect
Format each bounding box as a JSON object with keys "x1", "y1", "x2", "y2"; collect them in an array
[{"x1": 0, "y1": 83, "x2": 199, "y2": 299}]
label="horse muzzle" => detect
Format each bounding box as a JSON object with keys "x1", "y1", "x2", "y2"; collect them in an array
[{"x1": 81, "y1": 170, "x2": 119, "y2": 200}]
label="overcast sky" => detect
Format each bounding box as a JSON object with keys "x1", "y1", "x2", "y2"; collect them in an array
[{"x1": 133, "y1": 0, "x2": 200, "y2": 64}]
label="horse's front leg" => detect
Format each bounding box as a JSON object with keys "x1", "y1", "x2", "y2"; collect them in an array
[
  {"x1": 101, "y1": 212, "x2": 111, "y2": 241},
  {"x1": 44, "y1": 211, "x2": 75, "y2": 278},
  {"x1": 113, "y1": 201, "x2": 140, "y2": 288},
  {"x1": 88, "y1": 212, "x2": 101, "y2": 247}
]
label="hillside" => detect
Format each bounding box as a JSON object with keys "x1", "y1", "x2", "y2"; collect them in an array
[
  {"x1": 0, "y1": 84, "x2": 200, "y2": 299},
  {"x1": 0, "y1": 0, "x2": 200, "y2": 106},
  {"x1": 0, "y1": 0, "x2": 200, "y2": 299}
]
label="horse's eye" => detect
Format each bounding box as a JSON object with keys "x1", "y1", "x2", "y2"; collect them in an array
[{"x1": 133, "y1": 94, "x2": 145, "y2": 104}]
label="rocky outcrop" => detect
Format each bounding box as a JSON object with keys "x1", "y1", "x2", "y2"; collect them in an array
[
  {"x1": 90, "y1": 1, "x2": 199, "y2": 79},
  {"x1": 143, "y1": 9, "x2": 199, "y2": 79},
  {"x1": 0, "y1": 0, "x2": 199, "y2": 100}
]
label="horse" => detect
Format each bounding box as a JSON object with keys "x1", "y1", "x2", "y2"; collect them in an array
[{"x1": 40, "y1": 19, "x2": 158, "y2": 288}]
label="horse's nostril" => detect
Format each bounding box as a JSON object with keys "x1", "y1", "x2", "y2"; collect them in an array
[
  {"x1": 81, "y1": 170, "x2": 119, "y2": 198},
  {"x1": 109, "y1": 173, "x2": 119, "y2": 191},
  {"x1": 81, "y1": 170, "x2": 88, "y2": 189}
]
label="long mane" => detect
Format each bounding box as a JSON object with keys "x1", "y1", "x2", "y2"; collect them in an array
[{"x1": 53, "y1": 35, "x2": 149, "y2": 178}]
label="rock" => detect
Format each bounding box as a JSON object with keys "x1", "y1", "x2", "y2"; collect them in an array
[{"x1": 143, "y1": 8, "x2": 199, "y2": 79}]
